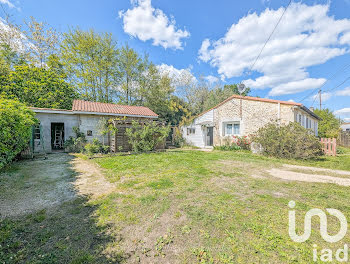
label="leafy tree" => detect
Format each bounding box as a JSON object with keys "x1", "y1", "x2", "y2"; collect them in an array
[
  {"x1": 125, "y1": 121, "x2": 170, "y2": 152},
  {"x1": 24, "y1": 16, "x2": 59, "y2": 67},
  {"x1": 0, "y1": 65, "x2": 77, "y2": 109},
  {"x1": 117, "y1": 44, "x2": 147, "y2": 104},
  {"x1": 314, "y1": 108, "x2": 341, "y2": 138},
  {"x1": 60, "y1": 28, "x2": 119, "y2": 102},
  {"x1": 0, "y1": 98, "x2": 37, "y2": 169}
]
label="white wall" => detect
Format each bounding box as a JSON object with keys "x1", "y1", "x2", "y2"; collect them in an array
[
  {"x1": 34, "y1": 112, "x2": 79, "y2": 153},
  {"x1": 182, "y1": 110, "x2": 214, "y2": 148},
  {"x1": 341, "y1": 123, "x2": 350, "y2": 131},
  {"x1": 294, "y1": 109, "x2": 319, "y2": 136},
  {"x1": 78, "y1": 114, "x2": 113, "y2": 144}
]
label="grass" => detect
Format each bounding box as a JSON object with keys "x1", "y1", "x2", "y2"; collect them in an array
[
  {"x1": 1, "y1": 149, "x2": 350, "y2": 263},
  {"x1": 89, "y1": 149, "x2": 350, "y2": 263}
]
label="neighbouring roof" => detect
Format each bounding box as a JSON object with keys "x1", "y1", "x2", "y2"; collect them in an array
[
  {"x1": 30, "y1": 100, "x2": 158, "y2": 118},
  {"x1": 300, "y1": 106, "x2": 322, "y2": 121},
  {"x1": 196, "y1": 94, "x2": 320, "y2": 120},
  {"x1": 72, "y1": 100, "x2": 158, "y2": 117}
]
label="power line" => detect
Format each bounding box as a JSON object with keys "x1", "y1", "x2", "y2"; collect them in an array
[
  {"x1": 297, "y1": 61, "x2": 350, "y2": 104},
  {"x1": 248, "y1": 0, "x2": 292, "y2": 74},
  {"x1": 325, "y1": 75, "x2": 350, "y2": 93}
]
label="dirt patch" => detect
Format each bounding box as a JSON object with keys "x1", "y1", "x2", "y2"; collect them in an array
[
  {"x1": 0, "y1": 153, "x2": 116, "y2": 219},
  {"x1": 283, "y1": 164, "x2": 350, "y2": 177},
  {"x1": 0, "y1": 153, "x2": 76, "y2": 218},
  {"x1": 71, "y1": 157, "x2": 116, "y2": 199},
  {"x1": 268, "y1": 168, "x2": 350, "y2": 186}
]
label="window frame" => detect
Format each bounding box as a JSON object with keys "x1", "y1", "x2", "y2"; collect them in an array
[
  {"x1": 187, "y1": 127, "x2": 196, "y2": 135},
  {"x1": 224, "y1": 121, "x2": 241, "y2": 136}
]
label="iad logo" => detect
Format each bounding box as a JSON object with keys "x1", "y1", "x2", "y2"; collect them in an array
[
  {"x1": 288, "y1": 201, "x2": 349, "y2": 262},
  {"x1": 288, "y1": 200, "x2": 347, "y2": 243}
]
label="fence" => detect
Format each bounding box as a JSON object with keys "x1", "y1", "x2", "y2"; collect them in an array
[
  {"x1": 320, "y1": 138, "x2": 337, "y2": 156},
  {"x1": 339, "y1": 131, "x2": 350, "y2": 148}
]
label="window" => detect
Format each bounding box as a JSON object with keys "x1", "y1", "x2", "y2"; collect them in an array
[
  {"x1": 225, "y1": 122, "x2": 240, "y2": 135},
  {"x1": 187, "y1": 128, "x2": 195, "y2": 135},
  {"x1": 298, "y1": 114, "x2": 302, "y2": 124},
  {"x1": 87, "y1": 130, "x2": 93, "y2": 136},
  {"x1": 34, "y1": 124, "x2": 41, "y2": 139}
]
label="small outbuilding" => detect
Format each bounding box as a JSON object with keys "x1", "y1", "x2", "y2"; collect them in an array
[{"x1": 30, "y1": 100, "x2": 158, "y2": 153}]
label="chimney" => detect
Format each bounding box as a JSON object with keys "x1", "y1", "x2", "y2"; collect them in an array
[{"x1": 309, "y1": 107, "x2": 314, "y2": 112}]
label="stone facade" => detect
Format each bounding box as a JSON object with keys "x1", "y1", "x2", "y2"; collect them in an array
[{"x1": 183, "y1": 96, "x2": 320, "y2": 148}]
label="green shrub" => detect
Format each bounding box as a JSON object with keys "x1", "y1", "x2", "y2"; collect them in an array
[
  {"x1": 214, "y1": 136, "x2": 251, "y2": 151},
  {"x1": 64, "y1": 127, "x2": 87, "y2": 153},
  {"x1": 84, "y1": 138, "x2": 109, "y2": 156},
  {"x1": 0, "y1": 98, "x2": 36, "y2": 169},
  {"x1": 125, "y1": 121, "x2": 170, "y2": 152},
  {"x1": 252, "y1": 122, "x2": 323, "y2": 159}
]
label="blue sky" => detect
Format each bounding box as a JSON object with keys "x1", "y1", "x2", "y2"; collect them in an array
[{"x1": 1, "y1": 0, "x2": 350, "y2": 120}]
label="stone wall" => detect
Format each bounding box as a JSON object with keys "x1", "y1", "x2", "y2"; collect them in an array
[{"x1": 213, "y1": 98, "x2": 297, "y2": 146}]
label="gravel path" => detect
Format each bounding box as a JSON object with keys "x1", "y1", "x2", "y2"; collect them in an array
[
  {"x1": 268, "y1": 168, "x2": 350, "y2": 186},
  {"x1": 0, "y1": 153, "x2": 76, "y2": 218}
]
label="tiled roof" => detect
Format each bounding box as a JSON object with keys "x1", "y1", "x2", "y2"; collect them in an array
[
  {"x1": 72, "y1": 100, "x2": 158, "y2": 117},
  {"x1": 196, "y1": 94, "x2": 303, "y2": 119}
]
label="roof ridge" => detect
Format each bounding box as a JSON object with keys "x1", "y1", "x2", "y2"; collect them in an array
[{"x1": 195, "y1": 94, "x2": 302, "y2": 119}]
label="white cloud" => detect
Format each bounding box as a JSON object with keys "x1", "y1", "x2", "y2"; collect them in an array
[
  {"x1": 0, "y1": 0, "x2": 14, "y2": 8},
  {"x1": 198, "y1": 3, "x2": 350, "y2": 96},
  {"x1": 336, "y1": 87, "x2": 350, "y2": 96},
  {"x1": 311, "y1": 91, "x2": 333, "y2": 102},
  {"x1": 198, "y1": 39, "x2": 211, "y2": 62},
  {"x1": 119, "y1": 0, "x2": 190, "y2": 50},
  {"x1": 204, "y1": 75, "x2": 219, "y2": 84},
  {"x1": 344, "y1": 118, "x2": 350, "y2": 122},
  {"x1": 335, "y1": 108, "x2": 350, "y2": 117},
  {"x1": 157, "y1": 63, "x2": 195, "y2": 81}
]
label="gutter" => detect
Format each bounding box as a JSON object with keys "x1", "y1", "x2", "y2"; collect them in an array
[{"x1": 299, "y1": 106, "x2": 322, "y2": 121}]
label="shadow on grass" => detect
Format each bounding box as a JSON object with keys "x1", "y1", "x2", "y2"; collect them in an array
[{"x1": 0, "y1": 153, "x2": 123, "y2": 263}]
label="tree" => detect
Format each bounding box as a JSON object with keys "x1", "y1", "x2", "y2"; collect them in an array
[
  {"x1": 0, "y1": 98, "x2": 37, "y2": 169},
  {"x1": 60, "y1": 28, "x2": 119, "y2": 102},
  {"x1": 314, "y1": 108, "x2": 341, "y2": 138},
  {"x1": 24, "y1": 16, "x2": 59, "y2": 67},
  {"x1": 117, "y1": 44, "x2": 147, "y2": 104},
  {"x1": 0, "y1": 15, "x2": 28, "y2": 70},
  {"x1": 0, "y1": 65, "x2": 77, "y2": 109}
]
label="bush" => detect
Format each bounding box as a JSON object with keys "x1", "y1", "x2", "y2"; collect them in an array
[
  {"x1": 64, "y1": 127, "x2": 87, "y2": 153},
  {"x1": 84, "y1": 138, "x2": 109, "y2": 156},
  {"x1": 0, "y1": 98, "x2": 37, "y2": 169},
  {"x1": 126, "y1": 121, "x2": 170, "y2": 152},
  {"x1": 252, "y1": 122, "x2": 323, "y2": 159},
  {"x1": 214, "y1": 136, "x2": 251, "y2": 151}
]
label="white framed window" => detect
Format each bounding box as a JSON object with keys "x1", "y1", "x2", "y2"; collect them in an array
[
  {"x1": 187, "y1": 128, "x2": 195, "y2": 135},
  {"x1": 224, "y1": 122, "x2": 240, "y2": 135}
]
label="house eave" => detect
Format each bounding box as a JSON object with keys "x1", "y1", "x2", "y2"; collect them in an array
[{"x1": 30, "y1": 108, "x2": 158, "y2": 118}]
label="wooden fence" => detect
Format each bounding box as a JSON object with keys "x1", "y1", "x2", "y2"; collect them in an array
[
  {"x1": 339, "y1": 131, "x2": 350, "y2": 148},
  {"x1": 320, "y1": 138, "x2": 337, "y2": 156}
]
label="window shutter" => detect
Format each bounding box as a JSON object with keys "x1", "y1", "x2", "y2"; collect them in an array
[{"x1": 222, "y1": 123, "x2": 225, "y2": 136}]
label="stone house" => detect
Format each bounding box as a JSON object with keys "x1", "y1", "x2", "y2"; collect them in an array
[
  {"x1": 182, "y1": 95, "x2": 321, "y2": 148},
  {"x1": 30, "y1": 100, "x2": 158, "y2": 153}
]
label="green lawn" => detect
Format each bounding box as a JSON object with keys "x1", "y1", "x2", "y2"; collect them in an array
[
  {"x1": 90, "y1": 149, "x2": 350, "y2": 263},
  {"x1": 1, "y1": 149, "x2": 350, "y2": 263}
]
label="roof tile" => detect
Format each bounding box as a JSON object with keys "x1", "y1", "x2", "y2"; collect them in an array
[{"x1": 72, "y1": 100, "x2": 158, "y2": 117}]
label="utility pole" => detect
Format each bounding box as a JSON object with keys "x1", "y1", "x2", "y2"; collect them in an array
[{"x1": 319, "y1": 89, "x2": 322, "y2": 110}]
